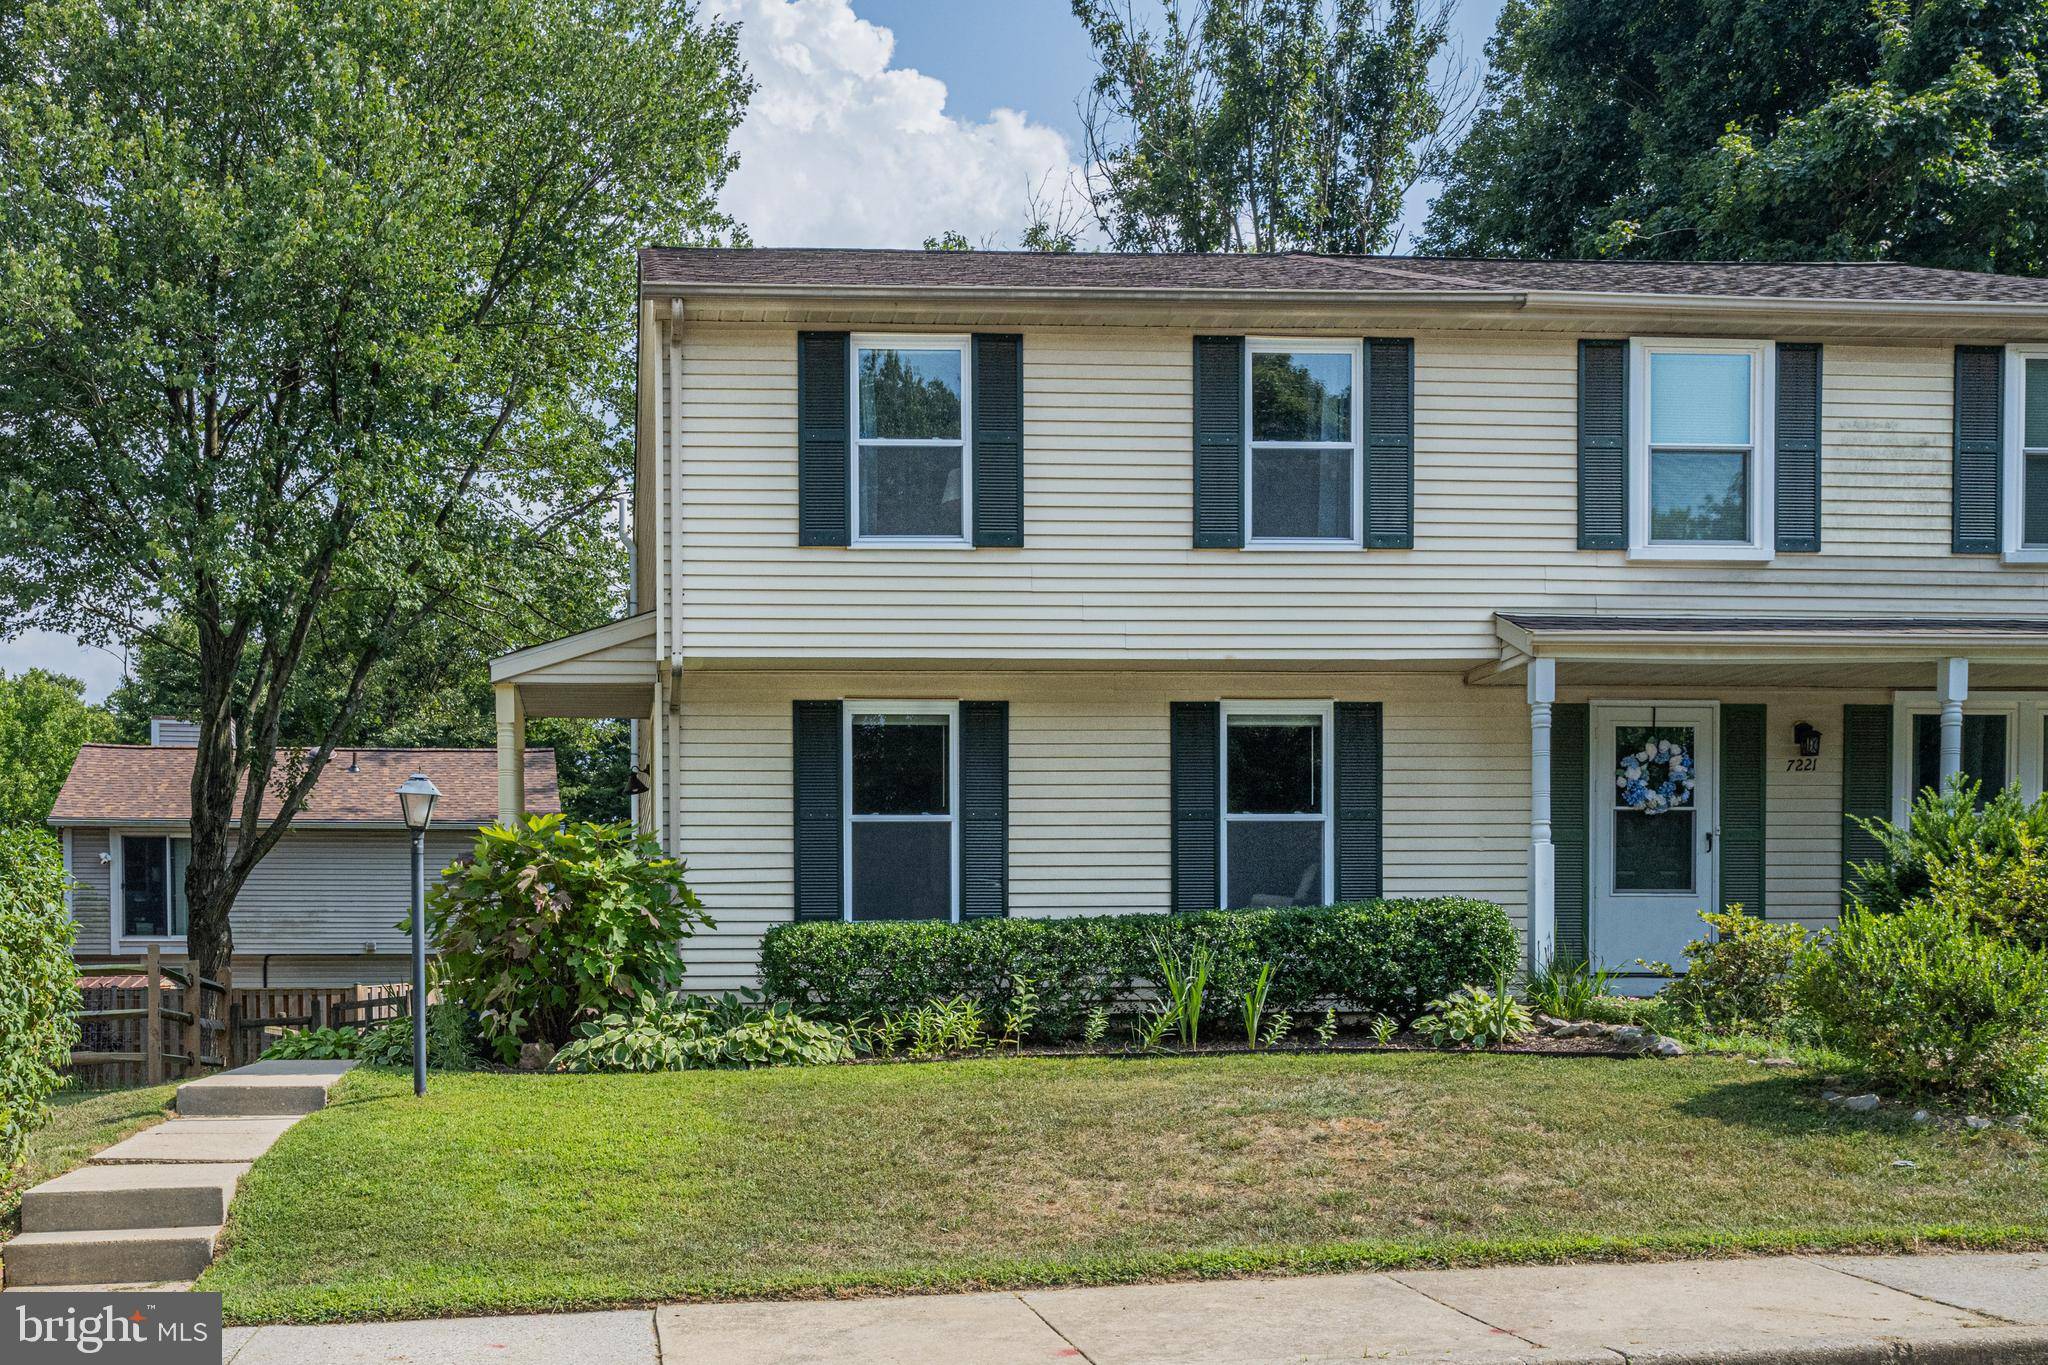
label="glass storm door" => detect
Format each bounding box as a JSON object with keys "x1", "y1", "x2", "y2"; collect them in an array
[{"x1": 1588, "y1": 704, "x2": 1717, "y2": 990}]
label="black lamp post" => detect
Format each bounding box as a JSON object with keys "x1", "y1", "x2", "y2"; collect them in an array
[{"x1": 396, "y1": 772, "x2": 441, "y2": 1097}]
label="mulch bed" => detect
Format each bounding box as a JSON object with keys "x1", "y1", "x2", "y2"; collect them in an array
[{"x1": 852, "y1": 1029, "x2": 1645, "y2": 1064}]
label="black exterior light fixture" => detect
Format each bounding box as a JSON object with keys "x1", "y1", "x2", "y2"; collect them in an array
[
  {"x1": 1793, "y1": 722, "x2": 1823, "y2": 758},
  {"x1": 624, "y1": 767, "x2": 651, "y2": 796},
  {"x1": 396, "y1": 771, "x2": 442, "y2": 1097}
]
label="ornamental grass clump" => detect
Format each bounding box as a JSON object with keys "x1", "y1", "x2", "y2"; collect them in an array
[
  {"x1": 0, "y1": 827, "x2": 81, "y2": 1180},
  {"x1": 427, "y1": 815, "x2": 712, "y2": 1063}
]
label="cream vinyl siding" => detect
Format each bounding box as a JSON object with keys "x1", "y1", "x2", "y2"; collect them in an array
[
  {"x1": 669, "y1": 328, "x2": 2048, "y2": 662},
  {"x1": 81, "y1": 827, "x2": 475, "y2": 958},
  {"x1": 660, "y1": 670, "x2": 1862, "y2": 990}
]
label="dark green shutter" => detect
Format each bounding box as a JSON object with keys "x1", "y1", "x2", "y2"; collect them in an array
[
  {"x1": 792, "y1": 700, "x2": 844, "y2": 920},
  {"x1": 1775, "y1": 344, "x2": 1822, "y2": 552},
  {"x1": 1577, "y1": 340, "x2": 1628, "y2": 549},
  {"x1": 1954, "y1": 346, "x2": 2004, "y2": 554},
  {"x1": 1334, "y1": 702, "x2": 1384, "y2": 900},
  {"x1": 972, "y1": 334, "x2": 1023, "y2": 547},
  {"x1": 1193, "y1": 336, "x2": 1244, "y2": 548},
  {"x1": 959, "y1": 701, "x2": 1009, "y2": 918},
  {"x1": 1365, "y1": 339, "x2": 1414, "y2": 548},
  {"x1": 1719, "y1": 704, "x2": 1767, "y2": 918},
  {"x1": 1551, "y1": 703, "x2": 1590, "y2": 964},
  {"x1": 797, "y1": 332, "x2": 851, "y2": 547},
  {"x1": 1170, "y1": 702, "x2": 1221, "y2": 910},
  {"x1": 1841, "y1": 703, "x2": 1894, "y2": 908}
]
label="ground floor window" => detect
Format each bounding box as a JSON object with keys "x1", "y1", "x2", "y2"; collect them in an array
[
  {"x1": 120, "y1": 834, "x2": 191, "y2": 938},
  {"x1": 1892, "y1": 696, "x2": 2048, "y2": 821},
  {"x1": 845, "y1": 702, "x2": 956, "y2": 921},
  {"x1": 1222, "y1": 703, "x2": 1330, "y2": 908},
  {"x1": 1910, "y1": 712, "x2": 2009, "y2": 803}
]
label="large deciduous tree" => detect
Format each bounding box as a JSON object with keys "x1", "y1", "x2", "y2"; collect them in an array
[
  {"x1": 1073, "y1": 0, "x2": 1470, "y2": 254},
  {"x1": 1422, "y1": 0, "x2": 2048, "y2": 271},
  {"x1": 0, "y1": 0, "x2": 751, "y2": 1007}
]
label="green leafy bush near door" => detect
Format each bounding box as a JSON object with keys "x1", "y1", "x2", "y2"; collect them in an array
[
  {"x1": 0, "y1": 827, "x2": 81, "y2": 1179},
  {"x1": 760, "y1": 897, "x2": 1517, "y2": 1039}
]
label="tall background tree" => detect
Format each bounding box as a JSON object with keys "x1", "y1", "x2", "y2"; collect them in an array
[
  {"x1": 1423, "y1": 0, "x2": 2048, "y2": 270},
  {"x1": 0, "y1": 0, "x2": 751, "y2": 1005},
  {"x1": 0, "y1": 670, "x2": 113, "y2": 828},
  {"x1": 1073, "y1": 0, "x2": 1471, "y2": 253}
]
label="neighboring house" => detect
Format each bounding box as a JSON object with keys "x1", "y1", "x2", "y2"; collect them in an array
[
  {"x1": 50, "y1": 723, "x2": 560, "y2": 987},
  {"x1": 489, "y1": 249, "x2": 2048, "y2": 993}
]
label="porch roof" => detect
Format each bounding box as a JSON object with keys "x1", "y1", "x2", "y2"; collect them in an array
[
  {"x1": 1481, "y1": 613, "x2": 2048, "y2": 690},
  {"x1": 489, "y1": 612, "x2": 657, "y2": 718}
]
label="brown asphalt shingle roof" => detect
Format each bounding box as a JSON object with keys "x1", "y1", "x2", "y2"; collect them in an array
[
  {"x1": 49, "y1": 745, "x2": 561, "y2": 827},
  {"x1": 638, "y1": 248, "x2": 2048, "y2": 305}
]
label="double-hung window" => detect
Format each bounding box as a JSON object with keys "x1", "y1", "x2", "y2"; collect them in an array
[
  {"x1": 1629, "y1": 339, "x2": 1773, "y2": 559},
  {"x1": 1246, "y1": 340, "x2": 1362, "y2": 545},
  {"x1": 852, "y1": 334, "x2": 971, "y2": 545},
  {"x1": 1221, "y1": 702, "x2": 1332, "y2": 908},
  {"x1": 2007, "y1": 345, "x2": 2048, "y2": 561},
  {"x1": 119, "y1": 834, "x2": 191, "y2": 938},
  {"x1": 845, "y1": 702, "x2": 958, "y2": 920}
]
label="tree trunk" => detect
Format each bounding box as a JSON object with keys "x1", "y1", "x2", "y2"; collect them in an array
[{"x1": 182, "y1": 632, "x2": 244, "y2": 1042}]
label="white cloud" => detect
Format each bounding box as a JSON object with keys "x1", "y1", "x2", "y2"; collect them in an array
[{"x1": 714, "y1": 0, "x2": 1083, "y2": 248}]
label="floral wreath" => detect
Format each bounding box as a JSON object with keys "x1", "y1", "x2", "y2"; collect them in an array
[{"x1": 1615, "y1": 737, "x2": 1694, "y2": 815}]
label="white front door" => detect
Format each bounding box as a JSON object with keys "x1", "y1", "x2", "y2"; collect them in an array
[{"x1": 1589, "y1": 703, "x2": 1717, "y2": 993}]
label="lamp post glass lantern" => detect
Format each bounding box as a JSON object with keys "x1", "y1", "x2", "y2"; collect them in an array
[{"x1": 396, "y1": 773, "x2": 441, "y2": 1096}]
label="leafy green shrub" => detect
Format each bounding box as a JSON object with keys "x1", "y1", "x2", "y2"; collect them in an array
[
  {"x1": 428, "y1": 816, "x2": 712, "y2": 1062},
  {"x1": 1913, "y1": 824, "x2": 2048, "y2": 952},
  {"x1": 1651, "y1": 908, "x2": 1807, "y2": 1034},
  {"x1": 550, "y1": 993, "x2": 852, "y2": 1072},
  {"x1": 760, "y1": 898, "x2": 1516, "y2": 1039},
  {"x1": 1794, "y1": 901, "x2": 2048, "y2": 1110},
  {"x1": 261, "y1": 1001, "x2": 477, "y2": 1070},
  {"x1": 1852, "y1": 780, "x2": 2048, "y2": 934},
  {"x1": 1413, "y1": 972, "x2": 1533, "y2": 1049},
  {"x1": 262, "y1": 1026, "x2": 363, "y2": 1061},
  {"x1": 1524, "y1": 956, "x2": 1613, "y2": 1020},
  {"x1": 1, "y1": 827, "x2": 82, "y2": 1178}
]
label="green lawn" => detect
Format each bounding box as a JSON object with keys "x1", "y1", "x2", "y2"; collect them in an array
[
  {"x1": 203, "y1": 1054, "x2": 2047, "y2": 1324},
  {"x1": 2, "y1": 1083, "x2": 178, "y2": 1240}
]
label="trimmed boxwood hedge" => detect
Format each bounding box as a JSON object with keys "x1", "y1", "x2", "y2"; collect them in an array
[{"x1": 760, "y1": 898, "x2": 1517, "y2": 1040}]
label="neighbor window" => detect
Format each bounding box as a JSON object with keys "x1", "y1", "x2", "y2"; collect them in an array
[
  {"x1": 845, "y1": 703, "x2": 956, "y2": 920},
  {"x1": 120, "y1": 834, "x2": 190, "y2": 938},
  {"x1": 2014, "y1": 350, "x2": 2048, "y2": 554},
  {"x1": 1246, "y1": 341, "x2": 1361, "y2": 544},
  {"x1": 1222, "y1": 706, "x2": 1329, "y2": 908},
  {"x1": 1912, "y1": 713, "x2": 2011, "y2": 804},
  {"x1": 853, "y1": 336, "x2": 970, "y2": 543},
  {"x1": 1630, "y1": 340, "x2": 1771, "y2": 557}
]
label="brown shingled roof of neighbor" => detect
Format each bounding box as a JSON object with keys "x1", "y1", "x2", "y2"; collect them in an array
[
  {"x1": 48, "y1": 745, "x2": 561, "y2": 827},
  {"x1": 637, "y1": 247, "x2": 2048, "y2": 305}
]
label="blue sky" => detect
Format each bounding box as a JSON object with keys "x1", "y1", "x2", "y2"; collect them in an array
[{"x1": 2, "y1": 0, "x2": 1509, "y2": 697}]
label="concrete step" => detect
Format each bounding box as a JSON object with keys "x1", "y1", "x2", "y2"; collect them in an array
[
  {"x1": 20, "y1": 1163, "x2": 249, "y2": 1234},
  {"x1": 1, "y1": 1226, "x2": 219, "y2": 1287},
  {"x1": 176, "y1": 1059, "x2": 356, "y2": 1117},
  {"x1": 91, "y1": 1117, "x2": 300, "y2": 1165}
]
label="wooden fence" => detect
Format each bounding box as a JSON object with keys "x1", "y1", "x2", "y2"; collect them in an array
[{"x1": 69, "y1": 953, "x2": 413, "y2": 1087}]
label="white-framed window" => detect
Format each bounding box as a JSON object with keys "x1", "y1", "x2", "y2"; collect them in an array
[
  {"x1": 113, "y1": 831, "x2": 191, "y2": 940},
  {"x1": 1220, "y1": 700, "x2": 1333, "y2": 908},
  {"x1": 1890, "y1": 694, "x2": 2048, "y2": 821},
  {"x1": 843, "y1": 701, "x2": 959, "y2": 921},
  {"x1": 1244, "y1": 338, "x2": 1363, "y2": 547},
  {"x1": 851, "y1": 333, "x2": 972, "y2": 546},
  {"x1": 2004, "y1": 344, "x2": 2048, "y2": 563},
  {"x1": 1628, "y1": 338, "x2": 1774, "y2": 560}
]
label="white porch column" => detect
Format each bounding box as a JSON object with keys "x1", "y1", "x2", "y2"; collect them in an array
[
  {"x1": 1526, "y1": 658, "x2": 1557, "y2": 971},
  {"x1": 495, "y1": 682, "x2": 527, "y2": 825},
  {"x1": 1937, "y1": 656, "x2": 1970, "y2": 789}
]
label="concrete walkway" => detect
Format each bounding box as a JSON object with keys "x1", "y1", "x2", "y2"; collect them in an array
[{"x1": 213, "y1": 1251, "x2": 2048, "y2": 1364}]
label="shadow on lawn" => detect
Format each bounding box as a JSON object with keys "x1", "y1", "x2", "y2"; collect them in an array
[{"x1": 1670, "y1": 1073, "x2": 1921, "y2": 1136}]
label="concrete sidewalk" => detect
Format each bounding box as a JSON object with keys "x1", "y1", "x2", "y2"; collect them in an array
[{"x1": 216, "y1": 1251, "x2": 2048, "y2": 1364}]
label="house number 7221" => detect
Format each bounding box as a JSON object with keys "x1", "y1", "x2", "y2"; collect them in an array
[{"x1": 1784, "y1": 757, "x2": 1818, "y2": 772}]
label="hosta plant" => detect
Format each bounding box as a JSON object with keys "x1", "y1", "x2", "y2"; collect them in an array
[
  {"x1": 1414, "y1": 974, "x2": 1534, "y2": 1050},
  {"x1": 551, "y1": 993, "x2": 853, "y2": 1072}
]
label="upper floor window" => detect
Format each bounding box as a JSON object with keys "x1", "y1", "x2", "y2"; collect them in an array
[
  {"x1": 2008, "y1": 346, "x2": 2048, "y2": 561},
  {"x1": 1246, "y1": 340, "x2": 1362, "y2": 546},
  {"x1": 853, "y1": 335, "x2": 970, "y2": 545},
  {"x1": 1629, "y1": 339, "x2": 1773, "y2": 561},
  {"x1": 120, "y1": 833, "x2": 190, "y2": 938}
]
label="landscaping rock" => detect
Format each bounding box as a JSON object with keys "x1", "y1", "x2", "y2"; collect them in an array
[
  {"x1": 1893, "y1": 1159, "x2": 1918, "y2": 1169},
  {"x1": 1911, "y1": 1110, "x2": 1933, "y2": 1124},
  {"x1": 1842, "y1": 1094, "x2": 1880, "y2": 1113},
  {"x1": 1534, "y1": 1014, "x2": 1570, "y2": 1035},
  {"x1": 1649, "y1": 1037, "x2": 1685, "y2": 1058},
  {"x1": 1821, "y1": 1090, "x2": 1842, "y2": 1102},
  {"x1": 519, "y1": 1042, "x2": 556, "y2": 1072},
  {"x1": 1760, "y1": 1058, "x2": 1797, "y2": 1068},
  {"x1": 1965, "y1": 1116, "x2": 1993, "y2": 1131}
]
